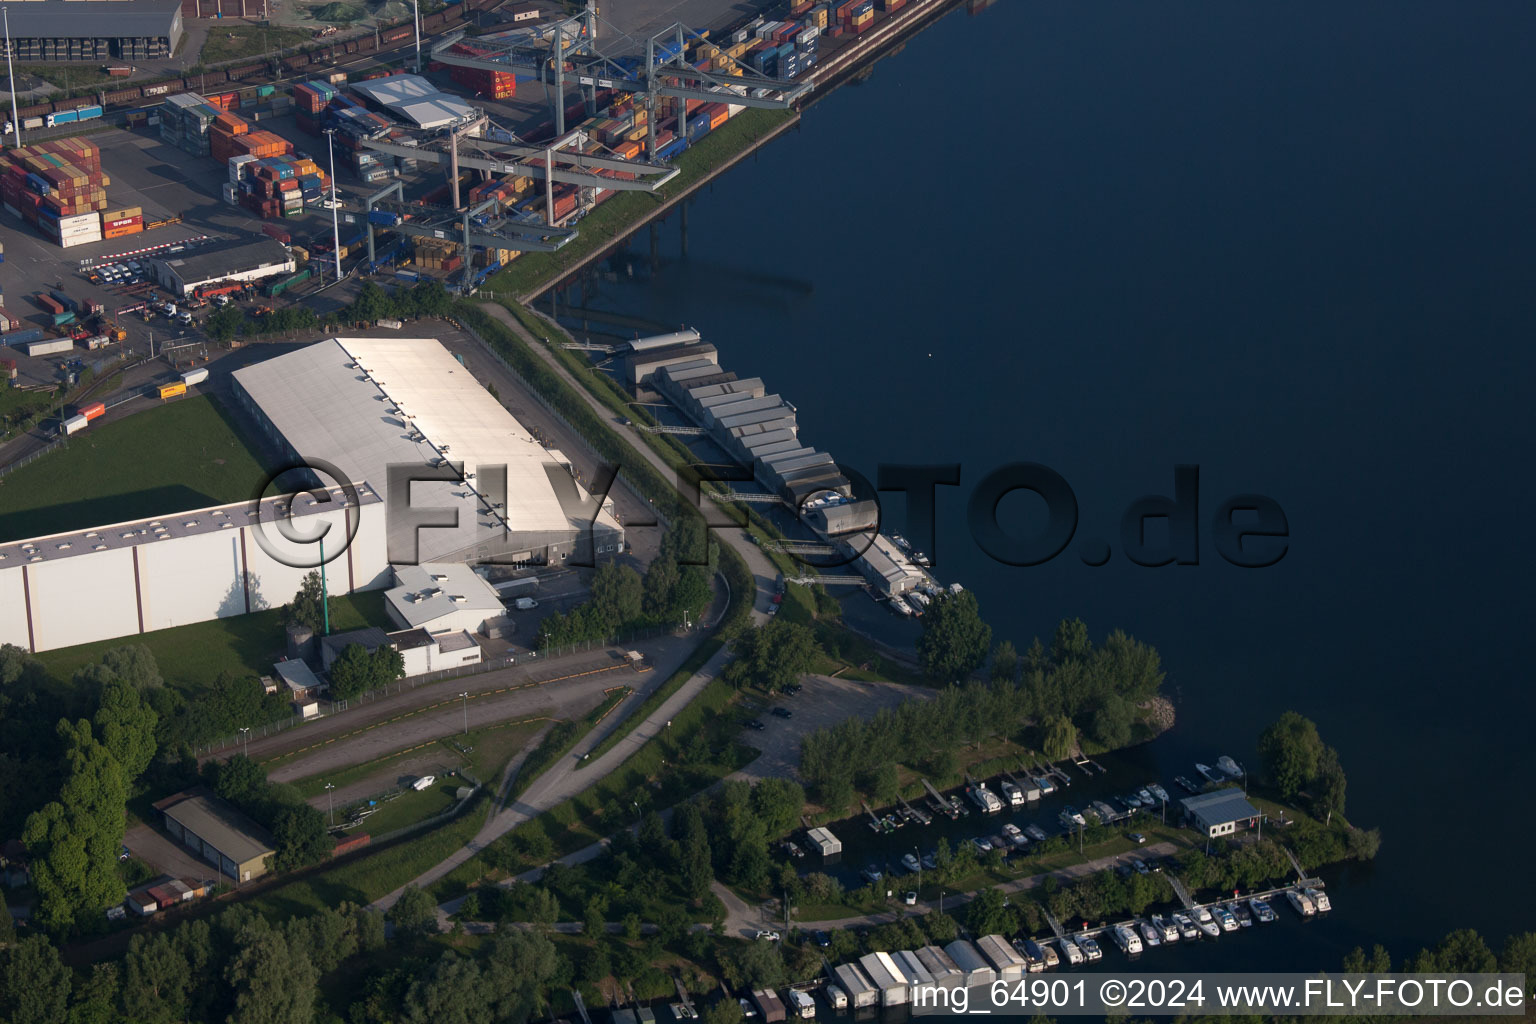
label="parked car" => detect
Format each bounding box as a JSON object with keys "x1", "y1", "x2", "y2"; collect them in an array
[
  {"x1": 745, "y1": 719, "x2": 766, "y2": 731},
  {"x1": 1128, "y1": 832, "x2": 1147, "y2": 844},
  {"x1": 755, "y1": 930, "x2": 780, "y2": 942},
  {"x1": 784, "y1": 682, "x2": 802, "y2": 695},
  {"x1": 904, "y1": 891, "x2": 918, "y2": 906},
  {"x1": 813, "y1": 930, "x2": 831, "y2": 947},
  {"x1": 771, "y1": 707, "x2": 792, "y2": 719}
]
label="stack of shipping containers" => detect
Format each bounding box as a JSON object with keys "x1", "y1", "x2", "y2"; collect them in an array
[
  {"x1": 101, "y1": 205, "x2": 143, "y2": 240},
  {"x1": 0, "y1": 138, "x2": 113, "y2": 248},
  {"x1": 447, "y1": 40, "x2": 522, "y2": 98},
  {"x1": 160, "y1": 93, "x2": 217, "y2": 156}
]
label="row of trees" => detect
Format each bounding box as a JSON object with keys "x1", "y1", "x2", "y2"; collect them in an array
[
  {"x1": 798, "y1": 619, "x2": 1164, "y2": 812},
  {"x1": 204, "y1": 754, "x2": 332, "y2": 873},
  {"x1": 1259, "y1": 710, "x2": 1348, "y2": 823},
  {"x1": 205, "y1": 279, "x2": 457, "y2": 344},
  {"x1": 328, "y1": 642, "x2": 407, "y2": 702},
  {"x1": 722, "y1": 619, "x2": 819, "y2": 693}
]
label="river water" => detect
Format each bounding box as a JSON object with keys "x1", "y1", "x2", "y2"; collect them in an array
[{"x1": 550, "y1": 0, "x2": 1536, "y2": 971}]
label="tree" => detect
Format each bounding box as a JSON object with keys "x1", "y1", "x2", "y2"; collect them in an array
[
  {"x1": 916, "y1": 590, "x2": 992, "y2": 681},
  {"x1": 95, "y1": 678, "x2": 158, "y2": 785},
  {"x1": 401, "y1": 953, "x2": 488, "y2": 1024},
  {"x1": 1041, "y1": 715, "x2": 1077, "y2": 761},
  {"x1": 388, "y1": 885, "x2": 440, "y2": 939},
  {"x1": 100, "y1": 645, "x2": 163, "y2": 690},
  {"x1": 0, "y1": 935, "x2": 72, "y2": 1024},
  {"x1": 122, "y1": 932, "x2": 192, "y2": 1024},
  {"x1": 225, "y1": 921, "x2": 318, "y2": 1024},
  {"x1": 721, "y1": 940, "x2": 786, "y2": 990},
  {"x1": 1500, "y1": 933, "x2": 1536, "y2": 1002},
  {"x1": 23, "y1": 720, "x2": 128, "y2": 931},
  {"x1": 286, "y1": 571, "x2": 332, "y2": 635},
  {"x1": 1089, "y1": 694, "x2": 1134, "y2": 750},
  {"x1": 206, "y1": 303, "x2": 248, "y2": 342},
  {"x1": 372, "y1": 645, "x2": 406, "y2": 690},
  {"x1": 272, "y1": 804, "x2": 330, "y2": 871},
  {"x1": 1314, "y1": 744, "x2": 1347, "y2": 824},
  {"x1": 990, "y1": 640, "x2": 1019, "y2": 682},
  {"x1": 1257, "y1": 711, "x2": 1324, "y2": 799},
  {"x1": 212, "y1": 754, "x2": 267, "y2": 807},
  {"x1": 0, "y1": 888, "x2": 12, "y2": 944},
  {"x1": 590, "y1": 561, "x2": 644, "y2": 631},
  {"x1": 703, "y1": 999, "x2": 744, "y2": 1024},
  {"x1": 966, "y1": 886, "x2": 1010, "y2": 937},
  {"x1": 725, "y1": 619, "x2": 819, "y2": 692},
  {"x1": 483, "y1": 929, "x2": 564, "y2": 1023},
  {"x1": 923, "y1": 911, "x2": 959, "y2": 943},
  {"x1": 68, "y1": 962, "x2": 119, "y2": 1024},
  {"x1": 327, "y1": 643, "x2": 375, "y2": 702},
  {"x1": 1051, "y1": 617, "x2": 1091, "y2": 664}
]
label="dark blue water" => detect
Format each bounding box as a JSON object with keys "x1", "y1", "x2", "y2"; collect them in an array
[{"x1": 556, "y1": 0, "x2": 1536, "y2": 966}]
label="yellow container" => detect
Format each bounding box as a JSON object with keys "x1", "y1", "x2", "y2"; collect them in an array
[{"x1": 158, "y1": 382, "x2": 187, "y2": 400}]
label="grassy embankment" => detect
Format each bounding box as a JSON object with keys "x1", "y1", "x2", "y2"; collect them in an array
[
  {"x1": 485, "y1": 107, "x2": 797, "y2": 300},
  {"x1": 198, "y1": 26, "x2": 314, "y2": 65}
]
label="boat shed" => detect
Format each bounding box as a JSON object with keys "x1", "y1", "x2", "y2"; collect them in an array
[
  {"x1": 749, "y1": 989, "x2": 786, "y2": 1022},
  {"x1": 805, "y1": 826, "x2": 841, "y2": 857},
  {"x1": 944, "y1": 940, "x2": 997, "y2": 987},
  {"x1": 623, "y1": 343, "x2": 719, "y2": 387},
  {"x1": 1180, "y1": 788, "x2": 1263, "y2": 839},
  {"x1": 832, "y1": 963, "x2": 879, "y2": 1009},
  {"x1": 915, "y1": 945, "x2": 962, "y2": 985},
  {"x1": 893, "y1": 950, "x2": 938, "y2": 1002},
  {"x1": 1017, "y1": 776, "x2": 1043, "y2": 801},
  {"x1": 859, "y1": 952, "x2": 910, "y2": 1006},
  {"x1": 975, "y1": 934, "x2": 1027, "y2": 981}
]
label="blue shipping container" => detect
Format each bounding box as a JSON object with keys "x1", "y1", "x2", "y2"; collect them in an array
[
  {"x1": 368, "y1": 210, "x2": 401, "y2": 226},
  {"x1": 78, "y1": 105, "x2": 103, "y2": 120},
  {"x1": 4, "y1": 327, "x2": 46, "y2": 345}
]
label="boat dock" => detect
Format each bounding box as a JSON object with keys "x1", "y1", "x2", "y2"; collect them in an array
[
  {"x1": 862, "y1": 800, "x2": 897, "y2": 833},
  {"x1": 1030, "y1": 762, "x2": 1073, "y2": 787},
  {"x1": 898, "y1": 795, "x2": 932, "y2": 825},
  {"x1": 921, "y1": 778, "x2": 965, "y2": 818},
  {"x1": 1073, "y1": 755, "x2": 1107, "y2": 775}
]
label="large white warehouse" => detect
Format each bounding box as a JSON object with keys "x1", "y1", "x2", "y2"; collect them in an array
[
  {"x1": 231, "y1": 336, "x2": 624, "y2": 567},
  {"x1": 0, "y1": 486, "x2": 387, "y2": 654}
]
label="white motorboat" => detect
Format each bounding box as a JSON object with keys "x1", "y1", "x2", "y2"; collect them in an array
[
  {"x1": 1112, "y1": 924, "x2": 1144, "y2": 955},
  {"x1": 1147, "y1": 783, "x2": 1171, "y2": 803},
  {"x1": 1172, "y1": 913, "x2": 1199, "y2": 940},
  {"x1": 1077, "y1": 934, "x2": 1103, "y2": 961},
  {"x1": 1216, "y1": 756, "x2": 1244, "y2": 778},
  {"x1": 1139, "y1": 920, "x2": 1162, "y2": 947},
  {"x1": 1060, "y1": 938, "x2": 1084, "y2": 965},
  {"x1": 1002, "y1": 823, "x2": 1028, "y2": 847},
  {"x1": 1249, "y1": 897, "x2": 1278, "y2": 923},
  {"x1": 1153, "y1": 914, "x2": 1179, "y2": 942},
  {"x1": 1193, "y1": 906, "x2": 1221, "y2": 938},
  {"x1": 1214, "y1": 905, "x2": 1239, "y2": 932},
  {"x1": 1306, "y1": 887, "x2": 1332, "y2": 913},
  {"x1": 901, "y1": 853, "x2": 921, "y2": 874},
  {"x1": 1286, "y1": 889, "x2": 1316, "y2": 917}
]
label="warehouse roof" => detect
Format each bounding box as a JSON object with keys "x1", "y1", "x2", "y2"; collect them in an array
[
  {"x1": 0, "y1": 485, "x2": 382, "y2": 569},
  {"x1": 3, "y1": 0, "x2": 181, "y2": 39},
  {"x1": 159, "y1": 794, "x2": 274, "y2": 867},
  {"x1": 154, "y1": 237, "x2": 292, "y2": 285},
  {"x1": 351, "y1": 74, "x2": 475, "y2": 130},
  {"x1": 232, "y1": 338, "x2": 619, "y2": 560},
  {"x1": 385, "y1": 563, "x2": 503, "y2": 629}
]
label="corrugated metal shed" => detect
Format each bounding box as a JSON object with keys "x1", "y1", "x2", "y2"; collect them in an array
[
  {"x1": 915, "y1": 945, "x2": 962, "y2": 984},
  {"x1": 975, "y1": 934, "x2": 1027, "y2": 981},
  {"x1": 859, "y1": 952, "x2": 910, "y2": 1006},
  {"x1": 805, "y1": 826, "x2": 841, "y2": 855},
  {"x1": 627, "y1": 329, "x2": 700, "y2": 352},
  {"x1": 749, "y1": 989, "x2": 786, "y2": 1022},
  {"x1": 833, "y1": 963, "x2": 879, "y2": 1008},
  {"x1": 943, "y1": 940, "x2": 997, "y2": 986},
  {"x1": 893, "y1": 951, "x2": 937, "y2": 1000}
]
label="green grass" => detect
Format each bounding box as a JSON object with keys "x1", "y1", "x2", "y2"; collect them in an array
[
  {"x1": 18, "y1": 64, "x2": 119, "y2": 92},
  {"x1": 32, "y1": 591, "x2": 388, "y2": 698},
  {"x1": 576, "y1": 638, "x2": 722, "y2": 767},
  {"x1": 338, "y1": 781, "x2": 458, "y2": 836},
  {"x1": 508, "y1": 686, "x2": 630, "y2": 797},
  {"x1": 0, "y1": 394, "x2": 276, "y2": 543},
  {"x1": 198, "y1": 25, "x2": 314, "y2": 65},
  {"x1": 487, "y1": 107, "x2": 798, "y2": 300}
]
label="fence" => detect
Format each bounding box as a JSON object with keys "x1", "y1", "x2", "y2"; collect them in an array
[{"x1": 0, "y1": 438, "x2": 64, "y2": 478}]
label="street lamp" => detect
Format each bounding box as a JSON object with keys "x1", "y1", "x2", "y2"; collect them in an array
[
  {"x1": 914, "y1": 846, "x2": 922, "y2": 895},
  {"x1": 237, "y1": 726, "x2": 250, "y2": 759},
  {"x1": 324, "y1": 782, "x2": 336, "y2": 825},
  {"x1": 459, "y1": 691, "x2": 470, "y2": 734},
  {"x1": 323, "y1": 129, "x2": 342, "y2": 283}
]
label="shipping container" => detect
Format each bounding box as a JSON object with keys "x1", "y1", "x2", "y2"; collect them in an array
[
  {"x1": 26, "y1": 337, "x2": 74, "y2": 356},
  {"x1": 62, "y1": 413, "x2": 89, "y2": 436},
  {"x1": 157, "y1": 381, "x2": 187, "y2": 400},
  {"x1": 4, "y1": 327, "x2": 47, "y2": 346},
  {"x1": 80, "y1": 401, "x2": 106, "y2": 420},
  {"x1": 180, "y1": 367, "x2": 209, "y2": 386}
]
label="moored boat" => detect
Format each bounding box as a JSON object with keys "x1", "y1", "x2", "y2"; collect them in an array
[
  {"x1": 1286, "y1": 888, "x2": 1316, "y2": 917},
  {"x1": 1306, "y1": 887, "x2": 1332, "y2": 913},
  {"x1": 1249, "y1": 896, "x2": 1277, "y2": 923},
  {"x1": 1153, "y1": 914, "x2": 1179, "y2": 942},
  {"x1": 1172, "y1": 913, "x2": 1199, "y2": 940},
  {"x1": 1139, "y1": 920, "x2": 1161, "y2": 947},
  {"x1": 1060, "y1": 938, "x2": 1084, "y2": 965},
  {"x1": 1112, "y1": 924, "x2": 1144, "y2": 955}
]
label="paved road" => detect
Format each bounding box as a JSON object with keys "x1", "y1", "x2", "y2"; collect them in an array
[
  {"x1": 257, "y1": 635, "x2": 703, "y2": 784},
  {"x1": 362, "y1": 304, "x2": 793, "y2": 911}
]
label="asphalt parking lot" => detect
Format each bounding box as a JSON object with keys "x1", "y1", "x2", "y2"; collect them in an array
[{"x1": 729, "y1": 674, "x2": 921, "y2": 783}]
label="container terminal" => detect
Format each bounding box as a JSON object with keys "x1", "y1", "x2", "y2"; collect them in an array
[{"x1": 0, "y1": 0, "x2": 983, "y2": 438}]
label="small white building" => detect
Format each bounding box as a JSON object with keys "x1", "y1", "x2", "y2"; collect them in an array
[
  {"x1": 319, "y1": 625, "x2": 483, "y2": 677},
  {"x1": 384, "y1": 563, "x2": 505, "y2": 636},
  {"x1": 1180, "y1": 788, "x2": 1263, "y2": 839},
  {"x1": 805, "y1": 826, "x2": 841, "y2": 857}
]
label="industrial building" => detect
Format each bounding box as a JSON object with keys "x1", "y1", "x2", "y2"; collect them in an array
[
  {"x1": 320, "y1": 624, "x2": 483, "y2": 676},
  {"x1": 148, "y1": 237, "x2": 296, "y2": 298},
  {"x1": 232, "y1": 336, "x2": 624, "y2": 567},
  {"x1": 155, "y1": 791, "x2": 275, "y2": 884},
  {"x1": 849, "y1": 531, "x2": 926, "y2": 597},
  {"x1": 181, "y1": 0, "x2": 260, "y2": 18},
  {"x1": 0, "y1": 485, "x2": 387, "y2": 654},
  {"x1": 383, "y1": 562, "x2": 505, "y2": 635},
  {"x1": 649, "y1": 346, "x2": 852, "y2": 505},
  {"x1": 1180, "y1": 788, "x2": 1263, "y2": 839},
  {"x1": 0, "y1": 0, "x2": 183, "y2": 61},
  {"x1": 350, "y1": 74, "x2": 477, "y2": 131}
]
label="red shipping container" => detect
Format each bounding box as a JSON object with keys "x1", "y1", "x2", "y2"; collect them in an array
[{"x1": 81, "y1": 401, "x2": 105, "y2": 421}]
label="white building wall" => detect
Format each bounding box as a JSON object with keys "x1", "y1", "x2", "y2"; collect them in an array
[
  {"x1": 138, "y1": 527, "x2": 247, "y2": 629},
  {"x1": 243, "y1": 504, "x2": 388, "y2": 610},
  {"x1": 0, "y1": 566, "x2": 32, "y2": 650},
  {"x1": 28, "y1": 547, "x2": 140, "y2": 652}
]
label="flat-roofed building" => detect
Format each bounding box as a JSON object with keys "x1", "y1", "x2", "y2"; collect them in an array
[
  {"x1": 155, "y1": 791, "x2": 274, "y2": 884},
  {"x1": 1180, "y1": 788, "x2": 1263, "y2": 839},
  {"x1": 3, "y1": 0, "x2": 183, "y2": 61},
  {"x1": 149, "y1": 237, "x2": 295, "y2": 298}
]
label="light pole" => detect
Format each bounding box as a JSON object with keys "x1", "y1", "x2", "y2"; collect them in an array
[
  {"x1": 238, "y1": 726, "x2": 250, "y2": 758},
  {"x1": 459, "y1": 691, "x2": 469, "y2": 734},
  {"x1": 3, "y1": 7, "x2": 21, "y2": 148},
  {"x1": 323, "y1": 129, "x2": 342, "y2": 283},
  {"x1": 412, "y1": 0, "x2": 421, "y2": 73},
  {"x1": 915, "y1": 846, "x2": 922, "y2": 896},
  {"x1": 324, "y1": 782, "x2": 336, "y2": 824}
]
